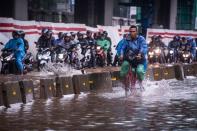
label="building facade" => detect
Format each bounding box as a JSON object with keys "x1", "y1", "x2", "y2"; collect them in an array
[{"x1": 0, "y1": 0, "x2": 197, "y2": 30}]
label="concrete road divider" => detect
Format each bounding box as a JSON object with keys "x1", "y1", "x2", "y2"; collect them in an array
[
  {"x1": 146, "y1": 67, "x2": 163, "y2": 81},
  {"x1": 55, "y1": 76, "x2": 74, "y2": 97},
  {"x1": 194, "y1": 63, "x2": 197, "y2": 75},
  {"x1": 152, "y1": 67, "x2": 163, "y2": 81},
  {"x1": 2, "y1": 81, "x2": 22, "y2": 108},
  {"x1": 183, "y1": 64, "x2": 196, "y2": 76},
  {"x1": 40, "y1": 78, "x2": 56, "y2": 99},
  {"x1": 110, "y1": 71, "x2": 122, "y2": 87},
  {"x1": 19, "y1": 80, "x2": 34, "y2": 104},
  {"x1": 72, "y1": 74, "x2": 90, "y2": 94},
  {"x1": 174, "y1": 64, "x2": 184, "y2": 80},
  {"x1": 61, "y1": 76, "x2": 74, "y2": 95},
  {"x1": 0, "y1": 83, "x2": 3, "y2": 106},
  {"x1": 89, "y1": 72, "x2": 112, "y2": 92},
  {"x1": 146, "y1": 68, "x2": 154, "y2": 81},
  {"x1": 55, "y1": 77, "x2": 63, "y2": 98},
  {"x1": 162, "y1": 66, "x2": 175, "y2": 80}
]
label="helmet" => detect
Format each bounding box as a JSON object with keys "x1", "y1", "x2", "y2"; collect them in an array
[
  {"x1": 12, "y1": 30, "x2": 20, "y2": 39},
  {"x1": 173, "y1": 35, "x2": 180, "y2": 41},
  {"x1": 103, "y1": 31, "x2": 108, "y2": 36},
  {"x1": 41, "y1": 28, "x2": 48, "y2": 34},
  {"x1": 187, "y1": 36, "x2": 193, "y2": 42},
  {"x1": 64, "y1": 33, "x2": 71, "y2": 37},
  {"x1": 77, "y1": 32, "x2": 83, "y2": 36},
  {"x1": 46, "y1": 30, "x2": 53, "y2": 38},
  {"x1": 19, "y1": 30, "x2": 25, "y2": 38},
  {"x1": 86, "y1": 30, "x2": 92, "y2": 35},
  {"x1": 70, "y1": 32, "x2": 76, "y2": 36}
]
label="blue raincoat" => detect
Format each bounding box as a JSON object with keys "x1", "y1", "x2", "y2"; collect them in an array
[
  {"x1": 4, "y1": 38, "x2": 25, "y2": 72},
  {"x1": 121, "y1": 35, "x2": 148, "y2": 71}
]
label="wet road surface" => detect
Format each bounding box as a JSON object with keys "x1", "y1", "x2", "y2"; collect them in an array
[{"x1": 0, "y1": 77, "x2": 197, "y2": 130}]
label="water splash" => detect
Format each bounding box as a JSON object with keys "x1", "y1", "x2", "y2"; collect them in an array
[{"x1": 28, "y1": 62, "x2": 82, "y2": 77}]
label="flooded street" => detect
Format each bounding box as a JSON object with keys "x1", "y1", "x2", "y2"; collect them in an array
[{"x1": 0, "y1": 77, "x2": 197, "y2": 130}]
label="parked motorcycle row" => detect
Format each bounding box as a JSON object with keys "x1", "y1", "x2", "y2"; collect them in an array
[{"x1": 148, "y1": 35, "x2": 197, "y2": 64}]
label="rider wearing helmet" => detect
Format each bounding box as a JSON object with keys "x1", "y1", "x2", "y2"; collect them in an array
[
  {"x1": 85, "y1": 30, "x2": 96, "y2": 67},
  {"x1": 77, "y1": 32, "x2": 88, "y2": 56},
  {"x1": 186, "y1": 36, "x2": 196, "y2": 60},
  {"x1": 37, "y1": 29, "x2": 55, "y2": 49},
  {"x1": 120, "y1": 25, "x2": 148, "y2": 87},
  {"x1": 3, "y1": 30, "x2": 25, "y2": 74},
  {"x1": 103, "y1": 31, "x2": 113, "y2": 66},
  {"x1": 54, "y1": 32, "x2": 65, "y2": 46}
]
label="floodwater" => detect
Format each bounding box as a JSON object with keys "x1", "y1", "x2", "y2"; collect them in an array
[{"x1": 0, "y1": 77, "x2": 197, "y2": 130}]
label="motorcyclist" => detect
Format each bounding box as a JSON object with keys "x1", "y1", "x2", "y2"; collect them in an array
[
  {"x1": 103, "y1": 31, "x2": 113, "y2": 66},
  {"x1": 19, "y1": 30, "x2": 29, "y2": 53},
  {"x1": 96, "y1": 32, "x2": 110, "y2": 56},
  {"x1": 85, "y1": 30, "x2": 96, "y2": 68},
  {"x1": 153, "y1": 35, "x2": 167, "y2": 63},
  {"x1": 3, "y1": 30, "x2": 25, "y2": 74},
  {"x1": 70, "y1": 32, "x2": 79, "y2": 45},
  {"x1": 168, "y1": 35, "x2": 181, "y2": 60},
  {"x1": 148, "y1": 35, "x2": 157, "y2": 49},
  {"x1": 37, "y1": 29, "x2": 55, "y2": 49},
  {"x1": 54, "y1": 32, "x2": 65, "y2": 46},
  {"x1": 63, "y1": 33, "x2": 74, "y2": 63},
  {"x1": 77, "y1": 32, "x2": 88, "y2": 56},
  {"x1": 63, "y1": 33, "x2": 73, "y2": 50},
  {"x1": 93, "y1": 32, "x2": 100, "y2": 41},
  {"x1": 186, "y1": 36, "x2": 196, "y2": 60},
  {"x1": 168, "y1": 35, "x2": 181, "y2": 49},
  {"x1": 120, "y1": 25, "x2": 148, "y2": 87}
]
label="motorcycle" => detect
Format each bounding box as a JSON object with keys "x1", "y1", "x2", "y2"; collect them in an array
[
  {"x1": 80, "y1": 45, "x2": 96, "y2": 68},
  {"x1": 180, "y1": 51, "x2": 192, "y2": 63},
  {"x1": 51, "y1": 45, "x2": 69, "y2": 63},
  {"x1": 23, "y1": 52, "x2": 34, "y2": 72},
  {"x1": 153, "y1": 47, "x2": 166, "y2": 64},
  {"x1": 0, "y1": 43, "x2": 34, "y2": 74},
  {"x1": 0, "y1": 48, "x2": 17, "y2": 74},
  {"x1": 36, "y1": 48, "x2": 52, "y2": 71},
  {"x1": 70, "y1": 45, "x2": 81, "y2": 69},
  {"x1": 166, "y1": 48, "x2": 177, "y2": 63},
  {"x1": 95, "y1": 45, "x2": 106, "y2": 67}
]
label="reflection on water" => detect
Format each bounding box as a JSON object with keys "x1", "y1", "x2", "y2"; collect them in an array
[{"x1": 0, "y1": 78, "x2": 197, "y2": 130}]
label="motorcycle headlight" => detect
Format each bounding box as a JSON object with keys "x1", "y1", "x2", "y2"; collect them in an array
[
  {"x1": 148, "y1": 52, "x2": 154, "y2": 55},
  {"x1": 169, "y1": 50, "x2": 173, "y2": 54},
  {"x1": 154, "y1": 48, "x2": 161, "y2": 54},
  {"x1": 38, "y1": 54, "x2": 42, "y2": 60},
  {"x1": 97, "y1": 46, "x2": 101, "y2": 50},
  {"x1": 5, "y1": 54, "x2": 14, "y2": 61},
  {"x1": 186, "y1": 54, "x2": 189, "y2": 57},
  {"x1": 196, "y1": 47, "x2": 197, "y2": 50},
  {"x1": 58, "y1": 54, "x2": 64, "y2": 59}
]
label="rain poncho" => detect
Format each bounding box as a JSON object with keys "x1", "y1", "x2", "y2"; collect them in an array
[
  {"x1": 120, "y1": 61, "x2": 146, "y2": 81},
  {"x1": 120, "y1": 35, "x2": 148, "y2": 80},
  {"x1": 4, "y1": 38, "x2": 25, "y2": 72},
  {"x1": 96, "y1": 39, "x2": 110, "y2": 53}
]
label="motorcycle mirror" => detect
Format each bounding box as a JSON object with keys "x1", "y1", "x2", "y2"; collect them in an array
[{"x1": 0, "y1": 42, "x2": 4, "y2": 45}]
